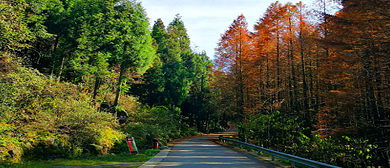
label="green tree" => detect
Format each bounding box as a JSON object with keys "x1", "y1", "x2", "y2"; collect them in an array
[
  {"x1": 181, "y1": 52, "x2": 216, "y2": 132},
  {"x1": 0, "y1": 0, "x2": 53, "y2": 56},
  {"x1": 129, "y1": 17, "x2": 222, "y2": 133},
  {"x1": 130, "y1": 19, "x2": 166, "y2": 106},
  {"x1": 168, "y1": 14, "x2": 191, "y2": 53},
  {"x1": 110, "y1": 0, "x2": 156, "y2": 107},
  {"x1": 70, "y1": 0, "x2": 116, "y2": 99},
  {"x1": 146, "y1": 16, "x2": 191, "y2": 108}
]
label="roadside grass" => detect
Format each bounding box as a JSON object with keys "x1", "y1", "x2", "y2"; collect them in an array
[{"x1": 2, "y1": 149, "x2": 159, "y2": 168}]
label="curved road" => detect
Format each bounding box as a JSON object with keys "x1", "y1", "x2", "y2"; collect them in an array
[{"x1": 141, "y1": 130, "x2": 276, "y2": 168}]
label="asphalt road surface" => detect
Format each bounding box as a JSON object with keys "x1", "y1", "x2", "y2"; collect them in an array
[{"x1": 145, "y1": 130, "x2": 277, "y2": 168}]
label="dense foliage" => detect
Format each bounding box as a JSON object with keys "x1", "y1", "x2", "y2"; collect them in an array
[
  {"x1": 129, "y1": 16, "x2": 223, "y2": 133},
  {"x1": 0, "y1": 0, "x2": 220, "y2": 165},
  {"x1": 0, "y1": 56, "x2": 125, "y2": 163},
  {"x1": 214, "y1": 0, "x2": 390, "y2": 167}
]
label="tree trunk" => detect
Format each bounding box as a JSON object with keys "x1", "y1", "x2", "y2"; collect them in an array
[
  {"x1": 113, "y1": 43, "x2": 128, "y2": 108},
  {"x1": 113, "y1": 63, "x2": 126, "y2": 107},
  {"x1": 299, "y1": 18, "x2": 310, "y2": 132},
  {"x1": 92, "y1": 76, "x2": 100, "y2": 100},
  {"x1": 50, "y1": 34, "x2": 60, "y2": 78},
  {"x1": 276, "y1": 23, "x2": 281, "y2": 101},
  {"x1": 57, "y1": 56, "x2": 65, "y2": 83}
]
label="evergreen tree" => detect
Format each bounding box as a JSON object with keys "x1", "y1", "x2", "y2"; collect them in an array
[
  {"x1": 110, "y1": 0, "x2": 156, "y2": 107},
  {"x1": 130, "y1": 19, "x2": 167, "y2": 106}
]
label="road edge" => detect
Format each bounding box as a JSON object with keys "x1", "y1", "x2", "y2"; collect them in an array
[{"x1": 138, "y1": 148, "x2": 171, "y2": 168}]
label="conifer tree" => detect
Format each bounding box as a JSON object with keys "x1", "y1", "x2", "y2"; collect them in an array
[
  {"x1": 215, "y1": 14, "x2": 252, "y2": 118},
  {"x1": 111, "y1": 0, "x2": 156, "y2": 107}
]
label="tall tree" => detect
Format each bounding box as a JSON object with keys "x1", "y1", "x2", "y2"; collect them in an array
[
  {"x1": 111, "y1": 0, "x2": 156, "y2": 107},
  {"x1": 130, "y1": 19, "x2": 166, "y2": 106},
  {"x1": 296, "y1": 1, "x2": 313, "y2": 132},
  {"x1": 156, "y1": 16, "x2": 192, "y2": 108},
  {"x1": 71, "y1": 0, "x2": 116, "y2": 100},
  {"x1": 215, "y1": 14, "x2": 252, "y2": 119},
  {"x1": 131, "y1": 15, "x2": 191, "y2": 108}
]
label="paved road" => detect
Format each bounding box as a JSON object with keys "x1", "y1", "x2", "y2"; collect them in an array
[{"x1": 142, "y1": 130, "x2": 276, "y2": 168}]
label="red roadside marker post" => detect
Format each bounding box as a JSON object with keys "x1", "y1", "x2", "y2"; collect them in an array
[
  {"x1": 126, "y1": 137, "x2": 138, "y2": 154},
  {"x1": 152, "y1": 139, "x2": 159, "y2": 149}
]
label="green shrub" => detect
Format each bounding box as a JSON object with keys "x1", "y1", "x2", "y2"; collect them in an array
[
  {"x1": 0, "y1": 56, "x2": 197, "y2": 165},
  {"x1": 120, "y1": 106, "x2": 197, "y2": 150},
  {"x1": 0, "y1": 63, "x2": 125, "y2": 164}
]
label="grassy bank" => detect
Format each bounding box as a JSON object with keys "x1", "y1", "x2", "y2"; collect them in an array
[{"x1": 3, "y1": 149, "x2": 159, "y2": 168}]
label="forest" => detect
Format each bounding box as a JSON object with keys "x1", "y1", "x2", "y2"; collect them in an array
[
  {"x1": 0, "y1": 0, "x2": 389, "y2": 167},
  {"x1": 0, "y1": 0, "x2": 220, "y2": 165},
  {"x1": 215, "y1": 0, "x2": 390, "y2": 167}
]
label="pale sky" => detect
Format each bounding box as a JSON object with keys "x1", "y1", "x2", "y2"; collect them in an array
[{"x1": 140, "y1": 0, "x2": 317, "y2": 58}]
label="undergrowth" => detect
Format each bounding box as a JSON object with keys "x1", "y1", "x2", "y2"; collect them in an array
[{"x1": 0, "y1": 55, "x2": 198, "y2": 165}]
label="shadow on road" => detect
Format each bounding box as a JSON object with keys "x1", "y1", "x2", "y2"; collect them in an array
[{"x1": 153, "y1": 131, "x2": 276, "y2": 168}]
